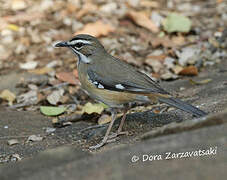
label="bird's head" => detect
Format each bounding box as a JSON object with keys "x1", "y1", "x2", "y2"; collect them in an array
[{"x1": 54, "y1": 34, "x2": 105, "y2": 63}]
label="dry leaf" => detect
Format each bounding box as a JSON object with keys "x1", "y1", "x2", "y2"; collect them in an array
[
  {"x1": 150, "y1": 36, "x2": 175, "y2": 48},
  {"x1": 8, "y1": 139, "x2": 19, "y2": 146},
  {"x1": 189, "y1": 78, "x2": 212, "y2": 85},
  {"x1": 140, "y1": 0, "x2": 159, "y2": 8},
  {"x1": 47, "y1": 89, "x2": 64, "y2": 105},
  {"x1": 56, "y1": 72, "x2": 79, "y2": 85},
  {"x1": 11, "y1": 0, "x2": 27, "y2": 11},
  {"x1": 126, "y1": 11, "x2": 159, "y2": 33},
  {"x1": 75, "y1": 21, "x2": 115, "y2": 37},
  {"x1": 29, "y1": 67, "x2": 54, "y2": 75},
  {"x1": 179, "y1": 66, "x2": 198, "y2": 76},
  {"x1": 76, "y1": 3, "x2": 98, "y2": 19},
  {"x1": 151, "y1": 73, "x2": 160, "y2": 79},
  {"x1": 217, "y1": 0, "x2": 223, "y2": 3},
  {"x1": 171, "y1": 35, "x2": 185, "y2": 46},
  {"x1": 172, "y1": 65, "x2": 184, "y2": 74},
  {"x1": 19, "y1": 61, "x2": 38, "y2": 70},
  {"x1": 65, "y1": 2, "x2": 79, "y2": 14},
  {"x1": 82, "y1": 102, "x2": 105, "y2": 114},
  {"x1": 27, "y1": 135, "x2": 43, "y2": 142},
  {"x1": 161, "y1": 71, "x2": 178, "y2": 80},
  {"x1": 145, "y1": 59, "x2": 163, "y2": 73},
  {"x1": 19, "y1": 74, "x2": 48, "y2": 85},
  {"x1": 17, "y1": 90, "x2": 38, "y2": 104},
  {"x1": 3, "y1": 12, "x2": 44, "y2": 23},
  {"x1": 73, "y1": 69, "x2": 79, "y2": 78},
  {"x1": 98, "y1": 114, "x2": 111, "y2": 125},
  {"x1": 146, "y1": 54, "x2": 167, "y2": 63},
  {"x1": 0, "y1": 89, "x2": 16, "y2": 104},
  {"x1": 7, "y1": 24, "x2": 19, "y2": 31}
]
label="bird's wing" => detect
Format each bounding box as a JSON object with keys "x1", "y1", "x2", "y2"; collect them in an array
[{"x1": 87, "y1": 56, "x2": 169, "y2": 95}]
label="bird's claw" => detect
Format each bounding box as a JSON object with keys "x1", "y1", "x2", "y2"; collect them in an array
[{"x1": 89, "y1": 131, "x2": 128, "y2": 150}]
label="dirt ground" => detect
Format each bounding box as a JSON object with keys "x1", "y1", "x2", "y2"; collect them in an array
[{"x1": 0, "y1": 61, "x2": 226, "y2": 179}]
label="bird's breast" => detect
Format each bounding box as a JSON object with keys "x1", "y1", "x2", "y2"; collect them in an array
[{"x1": 77, "y1": 64, "x2": 140, "y2": 107}]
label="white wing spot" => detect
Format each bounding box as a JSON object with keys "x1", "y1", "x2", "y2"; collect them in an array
[
  {"x1": 93, "y1": 81, "x2": 98, "y2": 85},
  {"x1": 115, "y1": 84, "x2": 125, "y2": 90},
  {"x1": 98, "y1": 83, "x2": 104, "y2": 89}
]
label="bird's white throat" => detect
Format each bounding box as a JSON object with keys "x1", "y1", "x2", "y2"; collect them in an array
[{"x1": 71, "y1": 48, "x2": 91, "y2": 64}]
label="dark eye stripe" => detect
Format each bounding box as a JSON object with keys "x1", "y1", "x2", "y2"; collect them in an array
[{"x1": 75, "y1": 42, "x2": 83, "y2": 48}]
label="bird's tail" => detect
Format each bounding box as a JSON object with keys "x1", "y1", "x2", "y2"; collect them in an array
[{"x1": 158, "y1": 97, "x2": 207, "y2": 117}]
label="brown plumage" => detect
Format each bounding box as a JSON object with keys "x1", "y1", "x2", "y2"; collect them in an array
[{"x1": 54, "y1": 34, "x2": 208, "y2": 149}]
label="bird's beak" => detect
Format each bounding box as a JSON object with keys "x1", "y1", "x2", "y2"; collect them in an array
[{"x1": 53, "y1": 41, "x2": 69, "y2": 47}]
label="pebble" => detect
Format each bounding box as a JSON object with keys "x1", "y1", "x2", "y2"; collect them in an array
[
  {"x1": 7, "y1": 139, "x2": 19, "y2": 146},
  {"x1": 27, "y1": 135, "x2": 43, "y2": 142}
]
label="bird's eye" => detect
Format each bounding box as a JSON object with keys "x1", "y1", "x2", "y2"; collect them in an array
[{"x1": 75, "y1": 43, "x2": 83, "y2": 48}]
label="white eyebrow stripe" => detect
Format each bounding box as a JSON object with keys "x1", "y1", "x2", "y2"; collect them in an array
[{"x1": 68, "y1": 39, "x2": 92, "y2": 45}]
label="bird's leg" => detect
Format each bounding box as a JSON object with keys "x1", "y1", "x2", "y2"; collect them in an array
[
  {"x1": 117, "y1": 108, "x2": 129, "y2": 135},
  {"x1": 107, "y1": 107, "x2": 129, "y2": 140},
  {"x1": 89, "y1": 109, "x2": 117, "y2": 149}
]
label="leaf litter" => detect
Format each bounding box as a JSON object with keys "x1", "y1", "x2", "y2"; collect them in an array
[{"x1": 0, "y1": 0, "x2": 226, "y2": 129}]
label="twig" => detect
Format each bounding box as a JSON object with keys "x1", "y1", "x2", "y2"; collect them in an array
[
  {"x1": 39, "y1": 82, "x2": 69, "y2": 92},
  {"x1": 0, "y1": 135, "x2": 29, "y2": 140},
  {"x1": 80, "y1": 124, "x2": 107, "y2": 133},
  {"x1": 57, "y1": 114, "x2": 82, "y2": 123},
  {"x1": 8, "y1": 101, "x2": 37, "y2": 109}
]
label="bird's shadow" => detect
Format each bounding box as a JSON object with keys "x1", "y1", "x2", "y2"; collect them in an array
[{"x1": 80, "y1": 110, "x2": 185, "y2": 140}]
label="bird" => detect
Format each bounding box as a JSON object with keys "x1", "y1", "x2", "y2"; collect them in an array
[{"x1": 54, "y1": 34, "x2": 207, "y2": 149}]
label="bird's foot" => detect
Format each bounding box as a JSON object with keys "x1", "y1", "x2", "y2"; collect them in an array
[
  {"x1": 108, "y1": 131, "x2": 129, "y2": 139},
  {"x1": 89, "y1": 136, "x2": 117, "y2": 149},
  {"x1": 89, "y1": 140, "x2": 106, "y2": 149},
  {"x1": 89, "y1": 131, "x2": 128, "y2": 150}
]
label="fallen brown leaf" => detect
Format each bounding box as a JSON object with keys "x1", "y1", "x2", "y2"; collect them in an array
[
  {"x1": 179, "y1": 66, "x2": 198, "y2": 76},
  {"x1": 146, "y1": 54, "x2": 167, "y2": 63},
  {"x1": 82, "y1": 102, "x2": 106, "y2": 115},
  {"x1": 66, "y1": 2, "x2": 79, "y2": 14},
  {"x1": 47, "y1": 89, "x2": 64, "y2": 105},
  {"x1": 0, "y1": 89, "x2": 16, "y2": 105},
  {"x1": 27, "y1": 135, "x2": 43, "y2": 142},
  {"x1": 171, "y1": 35, "x2": 185, "y2": 46},
  {"x1": 126, "y1": 11, "x2": 159, "y2": 33},
  {"x1": 73, "y1": 69, "x2": 79, "y2": 78},
  {"x1": 189, "y1": 78, "x2": 212, "y2": 85},
  {"x1": 145, "y1": 59, "x2": 163, "y2": 73},
  {"x1": 11, "y1": 0, "x2": 27, "y2": 11},
  {"x1": 140, "y1": 0, "x2": 160, "y2": 8},
  {"x1": 150, "y1": 36, "x2": 175, "y2": 48},
  {"x1": 29, "y1": 67, "x2": 54, "y2": 75},
  {"x1": 56, "y1": 72, "x2": 79, "y2": 85},
  {"x1": 75, "y1": 21, "x2": 115, "y2": 37},
  {"x1": 76, "y1": 2, "x2": 98, "y2": 19},
  {"x1": 2, "y1": 12, "x2": 45, "y2": 23},
  {"x1": 98, "y1": 114, "x2": 111, "y2": 125},
  {"x1": 217, "y1": 0, "x2": 223, "y2": 3},
  {"x1": 8, "y1": 139, "x2": 19, "y2": 146},
  {"x1": 172, "y1": 65, "x2": 184, "y2": 74}
]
